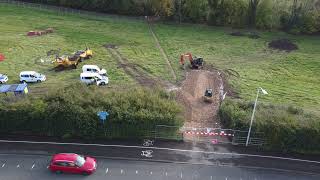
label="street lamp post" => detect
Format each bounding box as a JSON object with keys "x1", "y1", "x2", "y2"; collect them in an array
[{"x1": 245, "y1": 87, "x2": 268, "y2": 147}]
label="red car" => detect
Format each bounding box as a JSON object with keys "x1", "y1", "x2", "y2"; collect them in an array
[{"x1": 49, "y1": 153, "x2": 97, "y2": 175}]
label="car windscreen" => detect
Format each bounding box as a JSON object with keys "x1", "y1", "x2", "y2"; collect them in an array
[{"x1": 75, "y1": 155, "x2": 86, "y2": 167}]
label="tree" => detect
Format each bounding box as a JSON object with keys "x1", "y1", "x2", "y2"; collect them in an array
[
  {"x1": 183, "y1": 0, "x2": 208, "y2": 22},
  {"x1": 142, "y1": 0, "x2": 174, "y2": 16},
  {"x1": 248, "y1": 0, "x2": 260, "y2": 27}
]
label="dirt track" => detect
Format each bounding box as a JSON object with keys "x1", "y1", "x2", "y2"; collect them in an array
[{"x1": 176, "y1": 70, "x2": 224, "y2": 128}]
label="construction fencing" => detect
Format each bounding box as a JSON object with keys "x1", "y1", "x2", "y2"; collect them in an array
[{"x1": 182, "y1": 127, "x2": 265, "y2": 146}]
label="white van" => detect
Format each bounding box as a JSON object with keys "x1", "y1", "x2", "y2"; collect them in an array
[
  {"x1": 20, "y1": 71, "x2": 46, "y2": 83},
  {"x1": 0, "y1": 74, "x2": 8, "y2": 84},
  {"x1": 82, "y1": 65, "x2": 107, "y2": 76},
  {"x1": 80, "y1": 72, "x2": 108, "y2": 86}
]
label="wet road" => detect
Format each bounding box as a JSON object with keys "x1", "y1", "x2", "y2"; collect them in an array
[{"x1": 0, "y1": 154, "x2": 319, "y2": 180}]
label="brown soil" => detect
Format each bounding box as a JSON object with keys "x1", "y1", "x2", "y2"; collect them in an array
[
  {"x1": 268, "y1": 39, "x2": 298, "y2": 52},
  {"x1": 176, "y1": 70, "x2": 225, "y2": 128}
]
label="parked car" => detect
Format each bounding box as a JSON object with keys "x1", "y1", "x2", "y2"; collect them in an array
[
  {"x1": 19, "y1": 71, "x2": 46, "y2": 83},
  {"x1": 80, "y1": 72, "x2": 108, "y2": 86},
  {"x1": 82, "y1": 65, "x2": 107, "y2": 76},
  {"x1": 49, "y1": 153, "x2": 97, "y2": 175},
  {"x1": 0, "y1": 74, "x2": 8, "y2": 84}
]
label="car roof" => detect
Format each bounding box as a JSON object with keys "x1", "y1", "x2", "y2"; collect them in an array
[
  {"x1": 20, "y1": 71, "x2": 37, "y2": 74},
  {"x1": 52, "y1": 153, "x2": 78, "y2": 162},
  {"x1": 80, "y1": 72, "x2": 100, "y2": 77}
]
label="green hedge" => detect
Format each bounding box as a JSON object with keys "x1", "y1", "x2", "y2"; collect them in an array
[
  {"x1": 219, "y1": 98, "x2": 320, "y2": 154},
  {"x1": 0, "y1": 84, "x2": 182, "y2": 139}
]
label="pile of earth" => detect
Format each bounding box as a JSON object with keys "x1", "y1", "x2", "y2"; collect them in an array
[
  {"x1": 268, "y1": 39, "x2": 298, "y2": 52},
  {"x1": 229, "y1": 31, "x2": 261, "y2": 39}
]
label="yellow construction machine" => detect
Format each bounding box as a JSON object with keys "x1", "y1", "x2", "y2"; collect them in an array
[
  {"x1": 75, "y1": 47, "x2": 93, "y2": 62},
  {"x1": 52, "y1": 47, "x2": 93, "y2": 71},
  {"x1": 52, "y1": 54, "x2": 80, "y2": 71}
]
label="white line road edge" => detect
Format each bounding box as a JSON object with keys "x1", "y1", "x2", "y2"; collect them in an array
[{"x1": 0, "y1": 139, "x2": 319, "y2": 164}]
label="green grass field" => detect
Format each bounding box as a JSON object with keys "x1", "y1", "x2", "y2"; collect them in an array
[{"x1": 0, "y1": 4, "x2": 319, "y2": 113}]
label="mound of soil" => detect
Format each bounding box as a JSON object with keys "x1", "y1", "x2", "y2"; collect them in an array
[
  {"x1": 248, "y1": 32, "x2": 261, "y2": 39},
  {"x1": 230, "y1": 31, "x2": 245, "y2": 36},
  {"x1": 268, "y1": 39, "x2": 298, "y2": 52}
]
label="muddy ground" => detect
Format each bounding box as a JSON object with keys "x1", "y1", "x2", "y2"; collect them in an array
[{"x1": 176, "y1": 70, "x2": 224, "y2": 129}]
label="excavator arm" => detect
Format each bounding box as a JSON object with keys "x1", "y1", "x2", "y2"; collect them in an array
[{"x1": 180, "y1": 53, "x2": 193, "y2": 66}]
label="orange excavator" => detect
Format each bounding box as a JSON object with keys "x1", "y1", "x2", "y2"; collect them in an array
[{"x1": 180, "y1": 53, "x2": 204, "y2": 69}]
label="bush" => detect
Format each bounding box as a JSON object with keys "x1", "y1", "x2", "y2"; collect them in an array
[
  {"x1": 207, "y1": 0, "x2": 247, "y2": 27},
  {"x1": 256, "y1": 0, "x2": 274, "y2": 29},
  {"x1": 0, "y1": 84, "x2": 182, "y2": 139},
  {"x1": 219, "y1": 98, "x2": 320, "y2": 154}
]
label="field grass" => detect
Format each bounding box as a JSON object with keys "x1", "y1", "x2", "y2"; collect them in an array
[
  {"x1": 0, "y1": 4, "x2": 173, "y2": 91},
  {"x1": 0, "y1": 4, "x2": 319, "y2": 113},
  {"x1": 153, "y1": 23, "x2": 320, "y2": 113}
]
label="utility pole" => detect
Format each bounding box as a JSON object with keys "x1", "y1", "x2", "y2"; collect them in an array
[{"x1": 245, "y1": 87, "x2": 268, "y2": 146}]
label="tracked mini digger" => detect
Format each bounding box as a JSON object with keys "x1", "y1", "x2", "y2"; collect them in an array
[{"x1": 180, "y1": 53, "x2": 204, "y2": 69}]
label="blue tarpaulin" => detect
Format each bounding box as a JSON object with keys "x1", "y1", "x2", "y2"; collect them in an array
[{"x1": 0, "y1": 84, "x2": 28, "y2": 95}]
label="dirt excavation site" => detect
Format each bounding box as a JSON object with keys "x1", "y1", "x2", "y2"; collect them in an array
[{"x1": 176, "y1": 70, "x2": 226, "y2": 129}]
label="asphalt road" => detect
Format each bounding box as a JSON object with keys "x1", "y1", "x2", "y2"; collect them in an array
[{"x1": 0, "y1": 154, "x2": 319, "y2": 180}]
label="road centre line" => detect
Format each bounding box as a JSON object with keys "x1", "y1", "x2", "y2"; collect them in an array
[{"x1": 0, "y1": 139, "x2": 319, "y2": 164}]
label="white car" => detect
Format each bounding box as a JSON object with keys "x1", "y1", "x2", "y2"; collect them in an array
[
  {"x1": 20, "y1": 71, "x2": 46, "y2": 83},
  {"x1": 0, "y1": 74, "x2": 8, "y2": 84},
  {"x1": 82, "y1": 65, "x2": 107, "y2": 76},
  {"x1": 80, "y1": 72, "x2": 108, "y2": 86}
]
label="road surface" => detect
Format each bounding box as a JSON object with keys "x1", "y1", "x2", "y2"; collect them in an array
[{"x1": 0, "y1": 154, "x2": 319, "y2": 180}]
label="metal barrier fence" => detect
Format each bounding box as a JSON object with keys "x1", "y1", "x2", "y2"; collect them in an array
[{"x1": 181, "y1": 127, "x2": 265, "y2": 146}]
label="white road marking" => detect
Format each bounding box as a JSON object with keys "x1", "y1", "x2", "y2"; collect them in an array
[
  {"x1": 2, "y1": 163, "x2": 5, "y2": 168},
  {"x1": 150, "y1": 171, "x2": 152, "y2": 175},
  {"x1": 46, "y1": 166, "x2": 49, "y2": 169},
  {"x1": 121, "y1": 169, "x2": 123, "y2": 174},
  {"x1": 17, "y1": 164, "x2": 20, "y2": 168},
  {"x1": 211, "y1": 176, "x2": 213, "y2": 180},
  {"x1": 0, "y1": 139, "x2": 318, "y2": 164},
  {"x1": 225, "y1": 177, "x2": 228, "y2": 180},
  {"x1": 180, "y1": 172, "x2": 183, "y2": 179},
  {"x1": 31, "y1": 164, "x2": 35, "y2": 169},
  {"x1": 106, "y1": 168, "x2": 109, "y2": 174},
  {"x1": 136, "y1": 170, "x2": 138, "y2": 174},
  {"x1": 165, "y1": 172, "x2": 168, "y2": 176}
]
